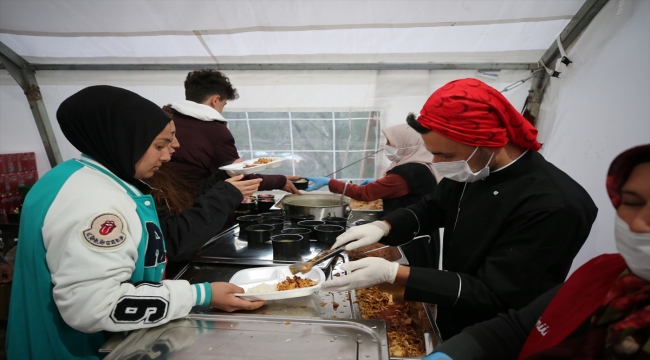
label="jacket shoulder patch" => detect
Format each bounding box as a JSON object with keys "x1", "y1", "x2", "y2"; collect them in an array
[{"x1": 80, "y1": 212, "x2": 128, "y2": 252}]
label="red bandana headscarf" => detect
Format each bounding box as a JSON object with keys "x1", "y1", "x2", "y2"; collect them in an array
[{"x1": 417, "y1": 78, "x2": 542, "y2": 151}]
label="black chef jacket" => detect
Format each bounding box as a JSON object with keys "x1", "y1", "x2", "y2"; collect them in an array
[{"x1": 380, "y1": 151, "x2": 597, "y2": 339}]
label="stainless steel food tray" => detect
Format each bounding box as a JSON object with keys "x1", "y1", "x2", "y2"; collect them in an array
[
  {"x1": 348, "y1": 209, "x2": 384, "y2": 223},
  {"x1": 103, "y1": 313, "x2": 390, "y2": 360},
  {"x1": 174, "y1": 251, "x2": 439, "y2": 359}
]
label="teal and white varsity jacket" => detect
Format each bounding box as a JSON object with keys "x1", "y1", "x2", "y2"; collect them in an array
[{"x1": 7, "y1": 156, "x2": 211, "y2": 359}]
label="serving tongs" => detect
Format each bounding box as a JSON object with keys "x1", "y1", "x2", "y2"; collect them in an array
[
  {"x1": 359, "y1": 245, "x2": 390, "y2": 255},
  {"x1": 289, "y1": 245, "x2": 346, "y2": 275}
]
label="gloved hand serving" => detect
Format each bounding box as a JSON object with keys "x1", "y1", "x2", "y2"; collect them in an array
[
  {"x1": 320, "y1": 257, "x2": 399, "y2": 292},
  {"x1": 305, "y1": 176, "x2": 330, "y2": 191},
  {"x1": 360, "y1": 178, "x2": 375, "y2": 186},
  {"x1": 330, "y1": 221, "x2": 389, "y2": 251}
]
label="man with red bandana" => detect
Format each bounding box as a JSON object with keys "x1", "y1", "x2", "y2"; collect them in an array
[{"x1": 322, "y1": 78, "x2": 598, "y2": 339}]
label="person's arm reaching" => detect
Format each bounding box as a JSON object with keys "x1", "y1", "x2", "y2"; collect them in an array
[
  {"x1": 46, "y1": 206, "x2": 200, "y2": 332},
  {"x1": 381, "y1": 192, "x2": 448, "y2": 246},
  {"x1": 328, "y1": 179, "x2": 451, "y2": 252},
  {"x1": 159, "y1": 180, "x2": 243, "y2": 262},
  {"x1": 241, "y1": 173, "x2": 299, "y2": 193},
  {"x1": 327, "y1": 174, "x2": 410, "y2": 201},
  {"x1": 225, "y1": 175, "x2": 263, "y2": 198},
  {"x1": 429, "y1": 285, "x2": 559, "y2": 360},
  {"x1": 404, "y1": 206, "x2": 582, "y2": 312}
]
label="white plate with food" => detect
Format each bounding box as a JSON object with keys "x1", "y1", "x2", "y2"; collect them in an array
[
  {"x1": 243, "y1": 157, "x2": 286, "y2": 169},
  {"x1": 219, "y1": 162, "x2": 268, "y2": 175},
  {"x1": 230, "y1": 266, "x2": 325, "y2": 301}
]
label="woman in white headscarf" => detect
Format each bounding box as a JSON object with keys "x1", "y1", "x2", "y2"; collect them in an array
[
  {"x1": 305, "y1": 124, "x2": 441, "y2": 267},
  {"x1": 305, "y1": 123, "x2": 440, "y2": 215}
]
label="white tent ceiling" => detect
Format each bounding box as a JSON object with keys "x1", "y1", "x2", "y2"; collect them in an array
[{"x1": 0, "y1": 0, "x2": 585, "y2": 64}]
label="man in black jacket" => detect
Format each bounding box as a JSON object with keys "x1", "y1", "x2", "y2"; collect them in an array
[{"x1": 322, "y1": 78, "x2": 597, "y2": 340}]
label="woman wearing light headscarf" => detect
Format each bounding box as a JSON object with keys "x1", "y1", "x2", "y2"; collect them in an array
[
  {"x1": 305, "y1": 123, "x2": 440, "y2": 215},
  {"x1": 426, "y1": 144, "x2": 650, "y2": 360},
  {"x1": 6, "y1": 86, "x2": 264, "y2": 359},
  {"x1": 305, "y1": 124, "x2": 441, "y2": 266}
]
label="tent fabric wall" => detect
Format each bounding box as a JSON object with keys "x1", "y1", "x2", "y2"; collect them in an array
[
  {"x1": 536, "y1": 0, "x2": 650, "y2": 273},
  {"x1": 1, "y1": 69, "x2": 529, "y2": 175}
]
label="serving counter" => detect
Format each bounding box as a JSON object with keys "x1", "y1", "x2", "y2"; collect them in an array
[{"x1": 104, "y1": 224, "x2": 442, "y2": 359}]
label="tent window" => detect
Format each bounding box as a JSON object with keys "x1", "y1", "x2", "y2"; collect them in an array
[{"x1": 223, "y1": 111, "x2": 380, "y2": 181}]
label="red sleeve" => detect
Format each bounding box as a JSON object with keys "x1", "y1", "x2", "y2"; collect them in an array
[{"x1": 328, "y1": 174, "x2": 410, "y2": 201}]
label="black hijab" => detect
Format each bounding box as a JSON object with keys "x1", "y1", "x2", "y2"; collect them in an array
[{"x1": 57, "y1": 85, "x2": 170, "y2": 186}]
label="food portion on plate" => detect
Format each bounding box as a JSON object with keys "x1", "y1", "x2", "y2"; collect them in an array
[
  {"x1": 246, "y1": 282, "x2": 278, "y2": 294},
  {"x1": 230, "y1": 266, "x2": 325, "y2": 300},
  {"x1": 350, "y1": 199, "x2": 383, "y2": 210},
  {"x1": 247, "y1": 275, "x2": 318, "y2": 294},
  {"x1": 253, "y1": 157, "x2": 274, "y2": 165},
  {"x1": 245, "y1": 157, "x2": 286, "y2": 169}
]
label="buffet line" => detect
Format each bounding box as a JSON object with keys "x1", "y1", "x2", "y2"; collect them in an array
[{"x1": 103, "y1": 195, "x2": 442, "y2": 360}]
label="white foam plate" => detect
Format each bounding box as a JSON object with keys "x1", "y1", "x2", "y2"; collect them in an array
[
  {"x1": 244, "y1": 157, "x2": 286, "y2": 169},
  {"x1": 230, "y1": 266, "x2": 325, "y2": 301},
  {"x1": 219, "y1": 162, "x2": 268, "y2": 175}
]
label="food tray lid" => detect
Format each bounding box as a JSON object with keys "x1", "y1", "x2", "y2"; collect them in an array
[{"x1": 104, "y1": 314, "x2": 390, "y2": 360}]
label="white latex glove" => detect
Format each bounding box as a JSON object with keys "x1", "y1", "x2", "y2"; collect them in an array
[
  {"x1": 320, "y1": 258, "x2": 399, "y2": 292},
  {"x1": 330, "y1": 221, "x2": 389, "y2": 251}
]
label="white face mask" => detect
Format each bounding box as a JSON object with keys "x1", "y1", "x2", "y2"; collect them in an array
[
  {"x1": 384, "y1": 145, "x2": 402, "y2": 161},
  {"x1": 615, "y1": 214, "x2": 650, "y2": 281},
  {"x1": 385, "y1": 144, "x2": 422, "y2": 162},
  {"x1": 432, "y1": 147, "x2": 494, "y2": 183}
]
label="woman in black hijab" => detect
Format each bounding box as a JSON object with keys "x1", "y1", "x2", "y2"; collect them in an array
[{"x1": 7, "y1": 86, "x2": 263, "y2": 360}]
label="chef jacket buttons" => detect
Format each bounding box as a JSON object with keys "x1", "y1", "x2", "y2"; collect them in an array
[
  {"x1": 144, "y1": 200, "x2": 151, "y2": 206},
  {"x1": 493, "y1": 191, "x2": 499, "y2": 195}
]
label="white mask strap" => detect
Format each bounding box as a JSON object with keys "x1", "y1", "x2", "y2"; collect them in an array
[{"x1": 466, "y1": 147, "x2": 480, "y2": 161}]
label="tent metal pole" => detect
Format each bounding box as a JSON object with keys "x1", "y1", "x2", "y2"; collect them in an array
[
  {"x1": 0, "y1": 41, "x2": 63, "y2": 168},
  {"x1": 526, "y1": 0, "x2": 610, "y2": 124},
  {"x1": 0, "y1": 63, "x2": 537, "y2": 71}
]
